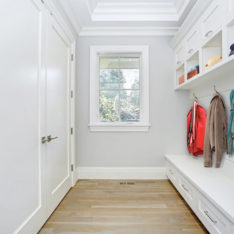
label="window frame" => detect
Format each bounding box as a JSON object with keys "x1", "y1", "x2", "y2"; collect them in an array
[{"x1": 89, "y1": 45, "x2": 150, "y2": 132}]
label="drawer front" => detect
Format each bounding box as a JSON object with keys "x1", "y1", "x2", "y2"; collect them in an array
[
  {"x1": 166, "y1": 162, "x2": 178, "y2": 186},
  {"x1": 197, "y1": 195, "x2": 230, "y2": 234},
  {"x1": 186, "y1": 25, "x2": 201, "y2": 58},
  {"x1": 201, "y1": 0, "x2": 224, "y2": 40},
  {"x1": 175, "y1": 44, "x2": 185, "y2": 67},
  {"x1": 178, "y1": 176, "x2": 196, "y2": 210}
]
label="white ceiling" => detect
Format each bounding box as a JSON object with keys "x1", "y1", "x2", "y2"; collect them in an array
[{"x1": 57, "y1": 0, "x2": 198, "y2": 36}]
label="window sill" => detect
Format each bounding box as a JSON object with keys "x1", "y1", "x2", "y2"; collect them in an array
[{"x1": 89, "y1": 122, "x2": 151, "y2": 132}]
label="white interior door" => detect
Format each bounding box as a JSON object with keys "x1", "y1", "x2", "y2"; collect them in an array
[
  {"x1": 0, "y1": 0, "x2": 46, "y2": 233},
  {"x1": 46, "y1": 15, "x2": 72, "y2": 216}
]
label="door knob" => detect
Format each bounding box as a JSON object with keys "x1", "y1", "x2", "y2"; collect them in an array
[{"x1": 47, "y1": 135, "x2": 58, "y2": 142}]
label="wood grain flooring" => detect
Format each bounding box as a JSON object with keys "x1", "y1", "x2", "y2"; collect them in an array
[{"x1": 39, "y1": 180, "x2": 208, "y2": 234}]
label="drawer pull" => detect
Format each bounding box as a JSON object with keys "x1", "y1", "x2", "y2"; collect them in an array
[
  {"x1": 188, "y1": 49, "x2": 194, "y2": 54},
  {"x1": 169, "y1": 169, "x2": 174, "y2": 175},
  {"x1": 205, "y1": 30, "x2": 213, "y2": 38},
  {"x1": 204, "y1": 210, "x2": 217, "y2": 224},
  {"x1": 182, "y1": 184, "x2": 189, "y2": 192},
  {"x1": 177, "y1": 61, "x2": 181, "y2": 65}
]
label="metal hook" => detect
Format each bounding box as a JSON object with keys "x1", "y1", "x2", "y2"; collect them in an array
[
  {"x1": 214, "y1": 85, "x2": 218, "y2": 93},
  {"x1": 193, "y1": 92, "x2": 198, "y2": 100}
]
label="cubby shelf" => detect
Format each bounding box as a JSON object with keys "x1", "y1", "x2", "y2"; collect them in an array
[{"x1": 175, "y1": 56, "x2": 234, "y2": 90}]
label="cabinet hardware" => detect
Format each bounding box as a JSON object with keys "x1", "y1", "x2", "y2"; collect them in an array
[
  {"x1": 188, "y1": 49, "x2": 194, "y2": 54},
  {"x1": 205, "y1": 30, "x2": 213, "y2": 38},
  {"x1": 177, "y1": 61, "x2": 181, "y2": 65},
  {"x1": 71, "y1": 90, "x2": 73, "y2": 98},
  {"x1": 182, "y1": 184, "x2": 189, "y2": 192},
  {"x1": 71, "y1": 164, "x2": 74, "y2": 172},
  {"x1": 71, "y1": 128, "x2": 73, "y2": 135},
  {"x1": 41, "y1": 136, "x2": 47, "y2": 144},
  {"x1": 204, "y1": 210, "x2": 217, "y2": 224},
  {"x1": 47, "y1": 135, "x2": 58, "y2": 142}
]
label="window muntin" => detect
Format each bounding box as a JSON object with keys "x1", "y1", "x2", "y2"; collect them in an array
[{"x1": 99, "y1": 55, "x2": 140, "y2": 122}]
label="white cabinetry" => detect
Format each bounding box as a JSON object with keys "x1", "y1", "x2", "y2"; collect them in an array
[
  {"x1": 201, "y1": 0, "x2": 225, "y2": 41},
  {"x1": 165, "y1": 155, "x2": 234, "y2": 234},
  {"x1": 173, "y1": 0, "x2": 234, "y2": 90},
  {"x1": 175, "y1": 43, "x2": 185, "y2": 67},
  {"x1": 185, "y1": 24, "x2": 201, "y2": 58}
]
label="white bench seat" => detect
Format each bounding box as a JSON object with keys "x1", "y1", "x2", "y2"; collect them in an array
[{"x1": 165, "y1": 154, "x2": 234, "y2": 234}]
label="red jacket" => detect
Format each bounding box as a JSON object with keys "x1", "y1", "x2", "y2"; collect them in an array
[{"x1": 187, "y1": 101, "x2": 207, "y2": 156}]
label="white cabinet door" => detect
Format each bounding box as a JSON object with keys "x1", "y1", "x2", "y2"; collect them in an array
[
  {"x1": 185, "y1": 24, "x2": 201, "y2": 58},
  {"x1": 175, "y1": 43, "x2": 185, "y2": 67},
  {"x1": 201, "y1": 0, "x2": 226, "y2": 40},
  {"x1": 46, "y1": 15, "x2": 72, "y2": 216},
  {"x1": 0, "y1": 0, "x2": 46, "y2": 233}
]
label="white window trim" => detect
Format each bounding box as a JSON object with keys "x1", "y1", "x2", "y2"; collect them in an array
[{"x1": 89, "y1": 45, "x2": 150, "y2": 132}]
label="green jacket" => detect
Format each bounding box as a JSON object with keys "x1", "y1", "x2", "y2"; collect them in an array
[{"x1": 227, "y1": 90, "x2": 234, "y2": 154}]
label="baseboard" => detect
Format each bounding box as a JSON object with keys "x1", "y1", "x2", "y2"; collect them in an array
[
  {"x1": 72, "y1": 168, "x2": 79, "y2": 186},
  {"x1": 77, "y1": 167, "x2": 167, "y2": 180}
]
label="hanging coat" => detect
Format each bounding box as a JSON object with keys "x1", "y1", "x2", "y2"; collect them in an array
[
  {"x1": 204, "y1": 93, "x2": 228, "y2": 168},
  {"x1": 227, "y1": 90, "x2": 234, "y2": 154},
  {"x1": 187, "y1": 100, "x2": 207, "y2": 156}
]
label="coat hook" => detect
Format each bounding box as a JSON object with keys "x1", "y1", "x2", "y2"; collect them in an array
[
  {"x1": 193, "y1": 92, "x2": 198, "y2": 100},
  {"x1": 214, "y1": 85, "x2": 218, "y2": 93}
]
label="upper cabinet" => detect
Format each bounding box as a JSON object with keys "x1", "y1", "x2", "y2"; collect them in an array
[
  {"x1": 175, "y1": 43, "x2": 185, "y2": 68},
  {"x1": 173, "y1": 0, "x2": 234, "y2": 90},
  {"x1": 201, "y1": 0, "x2": 225, "y2": 41},
  {"x1": 185, "y1": 24, "x2": 201, "y2": 59}
]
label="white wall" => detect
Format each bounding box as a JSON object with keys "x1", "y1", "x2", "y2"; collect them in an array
[{"x1": 76, "y1": 36, "x2": 190, "y2": 167}]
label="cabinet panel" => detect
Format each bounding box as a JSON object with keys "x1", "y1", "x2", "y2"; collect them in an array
[
  {"x1": 186, "y1": 25, "x2": 201, "y2": 58},
  {"x1": 201, "y1": 0, "x2": 225, "y2": 40},
  {"x1": 197, "y1": 195, "x2": 230, "y2": 234},
  {"x1": 175, "y1": 43, "x2": 185, "y2": 67}
]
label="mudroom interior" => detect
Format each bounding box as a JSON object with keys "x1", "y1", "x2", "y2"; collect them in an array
[{"x1": 1, "y1": 0, "x2": 234, "y2": 233}]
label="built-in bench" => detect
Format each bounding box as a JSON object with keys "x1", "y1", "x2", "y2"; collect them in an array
[{"x1": 165, "y1": 154, "x2": 234, "y2": 234}]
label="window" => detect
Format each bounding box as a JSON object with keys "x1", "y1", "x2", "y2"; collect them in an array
[{"x1": 90, "y1": 46, "x2": 149, "y2": 132}]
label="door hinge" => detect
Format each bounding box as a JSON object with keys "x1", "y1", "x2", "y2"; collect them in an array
[
  {"x1": 71, "y1": 54, "x2": 74, "y2": 61},
  {"x1": 71, "y1": 90, "x2": 73, "y2": 98},
  {"x1": 71, "y1": 164, "x2": 74, "y2": 172},
  {"x1": 71, "y1": 128, "x2": 73, "y2": 135}
]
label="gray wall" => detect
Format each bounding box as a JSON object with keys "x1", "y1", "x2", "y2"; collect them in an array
[{"x1": 76, "y1": 36, "x2": 190, "y2": 167}]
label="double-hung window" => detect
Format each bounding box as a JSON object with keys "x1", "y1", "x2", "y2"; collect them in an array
[{"x1": 90, "y1": 46, "x2": 149, "y2": 131}]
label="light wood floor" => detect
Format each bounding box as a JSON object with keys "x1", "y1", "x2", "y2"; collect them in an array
[{"x1": 39, "y1": 180, "x2": 208, "y2": 234}]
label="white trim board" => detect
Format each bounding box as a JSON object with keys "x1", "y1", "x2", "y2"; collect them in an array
[
  {"x1": 77, "y1": 167, "x2": 167, "y2": 180},
  {"x1": 79, "y1": 27, "x2": 178, "y2": 36}
]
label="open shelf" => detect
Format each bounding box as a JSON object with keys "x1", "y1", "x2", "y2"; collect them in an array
[
  {"x1": 186, "y1": 51, "x2": 199, "y2": 80},
  {"x1": 176, "y1": 64, "x2": 185, "y2": 86},
  {"x1": 175, "y1": 55, "x2": 234, "y2": 90},
  {"x1": 202, "y1": 31, "x2": 222, "y2": 70}
]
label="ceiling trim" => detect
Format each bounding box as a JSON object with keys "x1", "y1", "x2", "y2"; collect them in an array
[
  {"x1": 58, "y1": 0, "x2": 81, "y2": 35},
  {"x1": 79, "y1": 27, "x2": 178, "y2": 36}
]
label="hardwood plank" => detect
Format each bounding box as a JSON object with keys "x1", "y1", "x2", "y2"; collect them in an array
[{"x1": 39, "y1": 180, "x2": 208, "y2": 234}]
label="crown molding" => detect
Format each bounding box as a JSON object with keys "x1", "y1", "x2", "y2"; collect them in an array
[
  {"x1": 43, "y1": 0, "x2": 77, "y2": 41},
  {"x1": 57, "y1": 0, "x2": 81, "y2": 35},
  {"x1": 170, "y1": 0, "x2": 213, "y2": 48},
  {"x1": 79, "y1": 26, "x2": 178, "y2": 36}
]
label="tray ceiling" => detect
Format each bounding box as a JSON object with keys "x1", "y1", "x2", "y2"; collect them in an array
[{"x1": 57, "y1": 0, "x2": 197, "y2": 36}]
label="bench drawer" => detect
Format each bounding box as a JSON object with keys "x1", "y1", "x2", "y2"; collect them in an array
[
  {"x1": 197, "y1": 195, "x2": 230, "y2": 234},
  {"x1": 178, "y1": 175, "x2": 196, "y2": 210},
  {"x1": 166, "y1": 162, "x2": 178, "y2": 186}
]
